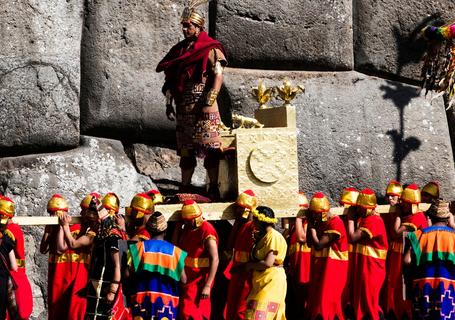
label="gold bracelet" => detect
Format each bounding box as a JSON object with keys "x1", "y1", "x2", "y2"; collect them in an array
[{"x1": 205, "y1": 89, "x2": 219, "y2": 106}]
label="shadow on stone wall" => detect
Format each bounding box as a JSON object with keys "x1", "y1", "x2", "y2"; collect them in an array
[{"x1": 380, "y1": 81, "x2": 421, "y2": 181}]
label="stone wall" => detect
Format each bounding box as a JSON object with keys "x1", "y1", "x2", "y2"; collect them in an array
[{"x1": 1, "y1": 0, "x2": 455, "y2": 317}]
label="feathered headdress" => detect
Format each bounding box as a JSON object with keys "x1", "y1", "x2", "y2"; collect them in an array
[
  {"x1": 181, "y1": 0, "x2": 208, "y2": 27},
  {"x1": 421, "y1": 21, "x2": 455, "y2": 109}
]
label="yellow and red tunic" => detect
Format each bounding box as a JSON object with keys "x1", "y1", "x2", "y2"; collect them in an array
[
  {"x1": 48, "y1": 224, "x2": 92, "y2": 320},
  {"x1": 245, "y1": 228, "x2": 288, "y2": 320},
  {"x1": 225, "y1": 220, "x2": 255, "y2": 320},
  {"x1": 5, "y1": 223, "x2": 25, "y2": 272},
  {"x1": 178, "y1": 220, "x2": 218, "y2": 320},
  {"x1": 309, "y1": 216, "x2": 348, "y2": 320},
  {"x1": 352, "y1": 214, "x2": 388, "y2": 320},
  {"x1": 383, "y1": 211, "x2": 427, "y2": 319}
]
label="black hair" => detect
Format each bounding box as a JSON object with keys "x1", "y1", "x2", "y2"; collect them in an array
[{"x1": 256, "y1": 206, "x2": 275, "y2": 219}]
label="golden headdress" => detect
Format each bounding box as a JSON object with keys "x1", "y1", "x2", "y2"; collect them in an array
[{"x1": 181, "y1": 0, "x2": 207, "y2": 27}]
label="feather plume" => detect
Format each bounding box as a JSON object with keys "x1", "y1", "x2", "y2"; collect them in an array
[{"x1": 189, "y1": 0, "x2": 208, "y2": 9}]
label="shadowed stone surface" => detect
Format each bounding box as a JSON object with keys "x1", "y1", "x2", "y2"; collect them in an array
[
  {"x1": 0, "y1": 136, "x2": 155, "y2": 319},
  {"x1": 127, "y1": 144, "x2": 207, "y2": 193},
  {"x1": 0, "y1": 0, "x2": 82, "y2": 154},
  {"x1": 212, "y1": 0, "x2": 353, "y2": 70},
  {"x1": 80, "y1": 0, "x2": 207, "y2": 142},
  {"x1": 221, "y1": 68, "x2": 455, "y2": 202},
  {"x1": 354, "y1": 0, "x2": 455, "y2": 82}
]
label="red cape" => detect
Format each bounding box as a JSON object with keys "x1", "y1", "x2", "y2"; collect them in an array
[{"x1": 156, "y1": 31, "x2": 225, "y2": 96}]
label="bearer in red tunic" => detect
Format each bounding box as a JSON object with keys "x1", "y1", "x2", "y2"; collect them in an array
[
  {"x1": 41, "y1": 193, "x2": 98, "y2": 320},
  {"x1": 339, "y1": 187, "x2": 360, "y2": 313},
  {"x1": 178, "y1": 200, "x2": 219, "y2": 320},
  {"x1": 382, "y1": 181, "x2": 403, "y2": 317},
  {"x1": 348, "y1": 188, "x2": 388, "y2": 320},
  {"x1": 125, "y1": 193, "x2": 154, "y2": 241},
  {"x1": 224, "y1": 190, "x2": 257, "y2": 320},
  {"x1": 0, "y1": 196, "x2": 33, "y2": 319},
  {"x1": 308, "y1": 192, "x2": 348, "y2": 320},
  {"x1": 286, "y1": 192, "x2": 311, "y2": 318},
  {"x1": 386, "y1": 183, "x2": 427, "y2": 319}
]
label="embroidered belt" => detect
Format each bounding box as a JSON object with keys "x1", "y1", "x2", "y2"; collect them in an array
[
  {"x1": 355, "y1": 244, "x2": 387, "y2": 260},
  {"x1": 289, "y1": 243, "x2": 311, "y2": 255},
  {"x1": 49, "y1": 252, "x2": 90, "y2": 264},
  {"x1": 185, "y1": 256, "x2": 210, "y2": 268},
  {"x1": 312, "y1": 247, "x2": 348, "y2": 261}
]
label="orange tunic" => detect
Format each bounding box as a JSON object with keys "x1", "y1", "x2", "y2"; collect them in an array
[
  {"x1": 383, "y1": 211, "x2": 427, "y2": 319},
  {"x1": 309, "y1": 216, "x2": 348, "y2": 320},
  {"x1": 352, "y1": 215, "x2": 388, "y2": 320},
  {"x1": 179, "y1": 221, "x2": 218, "y2": 320}
]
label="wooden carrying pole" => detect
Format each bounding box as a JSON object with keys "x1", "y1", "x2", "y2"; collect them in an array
[{"x1": 11, "y1": 203, "x2": 431, "y2": 226}]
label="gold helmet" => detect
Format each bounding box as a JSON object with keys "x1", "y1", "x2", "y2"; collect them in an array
[
  {"x1": 181, "y1": 0, "x2": 206, "y2": 27},
  {"x1": 309, "y1": 192, "x2": 330, "y2": 222},
  {"x1": 146, "y1": 189, "x2": 164, "y2": 205},
  {"x1": 47, "y1": 194, "x2": 69, "y2": 216},
  {"x1": 298, "y1": 192, "x2": 309, "y2": 209},
  {"x1": 181, "y1": 199, "x2": 203, "y2": 227},
  {"x1": 102, "y1": 193, "x2": 120, "y2": 213},
  {"x1": 386, "y1": 180, "x2": 403, "y2": 197},
  {"x1": 401, "y1": 184, "x2": 421, "y2": 214},
  {"x1": 421, "y1": 181, "x2": 440, "y2": 199},
  {"x1": 236, "y1": 189, "x2": 257, "y2": 218},
  {"x1": 0, "y1": 196, "x2": 15, "y2": 220},
  {"x1": 357, "y1": 188, "x2": 377, "y2": 216},
  {"x1": 80, "y1": 192, "x2": 101, "y2": 209},
  {"x1": 340, "y1": 187, "x2": 360, "y2": 208},
  {"x1": 128, "y1": 193, "x2": 153, "y2": 219},
  {"x1": 401, "y1": 184, "x2": 421, "y2": 204},
  {"x1": 296, "y1": 191, "x2": 309, "y2": 219}
]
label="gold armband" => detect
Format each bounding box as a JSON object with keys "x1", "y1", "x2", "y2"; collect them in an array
[
  {"x1": 205, "y1": 89, "x2": 219, "y2": 106},
  {"x1": 214, "y1": 60, "x2": 224, "y2": 75}
]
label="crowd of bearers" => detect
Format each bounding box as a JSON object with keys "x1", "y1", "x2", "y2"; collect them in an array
[{"x1": 2, "y1": 179, "x2": 455, "y2": 320}]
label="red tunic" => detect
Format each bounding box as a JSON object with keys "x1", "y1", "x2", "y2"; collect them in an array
[
  {"x1": 288, "y1": 220, "x2": 311, "y2": 284},
  {"x1": 5, "y1": 222, "x2": 33, "y2": 319},
  {"x1": 309, "y1": 216, "x2": 348, "y2": 320},
  {"x1": 353, "y1": 215, "x2": 388, "y2": 320},
  {"x1": 225, "y1": 221, "x2": 254, "y2": 320},
  {"x1": 48, "y1": 224, "x2": 91, "y2": 320},
  {"x1": 179, "y1": 221, "x2": 218, "y2": 320},
  {"x1": 383, "y1": 211, "x2": 427, "y2": 319}
]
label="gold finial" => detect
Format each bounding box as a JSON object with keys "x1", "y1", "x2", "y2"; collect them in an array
[
  {"x1": 252, "y1": 80, "x2": 274, "y2": 110},
  {"x1": 275, "y1": 78, "x2": 305, "y2": 107}
]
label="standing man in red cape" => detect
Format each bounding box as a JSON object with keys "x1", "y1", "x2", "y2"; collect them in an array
[{"x1": 156, "y1": 0, "x2": 227, "y2": 200}]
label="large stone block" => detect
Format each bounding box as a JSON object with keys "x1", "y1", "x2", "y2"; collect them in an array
[
  {"x1": 0, "y1": 0, "x2": 82, "y2": 155},
  {"x1": 0, "y1": 136, "x2": 155, "y2": 318},
  {"x1": 221, "y1": 68, "x2": 455, "y2": 202},
  {"x1": 212, "y1": 0, "x2": 353, "y2": 70},
  {"x1": 354, "y1": 0, "x2": 455, "y2": 81},
  {"x1": 80, "y1": 0, "x2": 207, "y2": 142}
]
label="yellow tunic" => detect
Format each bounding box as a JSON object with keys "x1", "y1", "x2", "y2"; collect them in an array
[{"x1": 245, "y1": 228, "x2": 288, "y2": 320}]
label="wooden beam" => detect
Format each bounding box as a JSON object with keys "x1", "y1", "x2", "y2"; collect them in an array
[{"x1": 10, "y1": 203, "x2": 432, "y2": 225}]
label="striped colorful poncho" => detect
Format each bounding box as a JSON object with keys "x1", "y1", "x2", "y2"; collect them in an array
[
  {"x1": 407, "y1": 226, "x2": 455, "y2": 320},
  {"x1": 129, "y1": 239, "x2": 187, "y2": 320}
]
